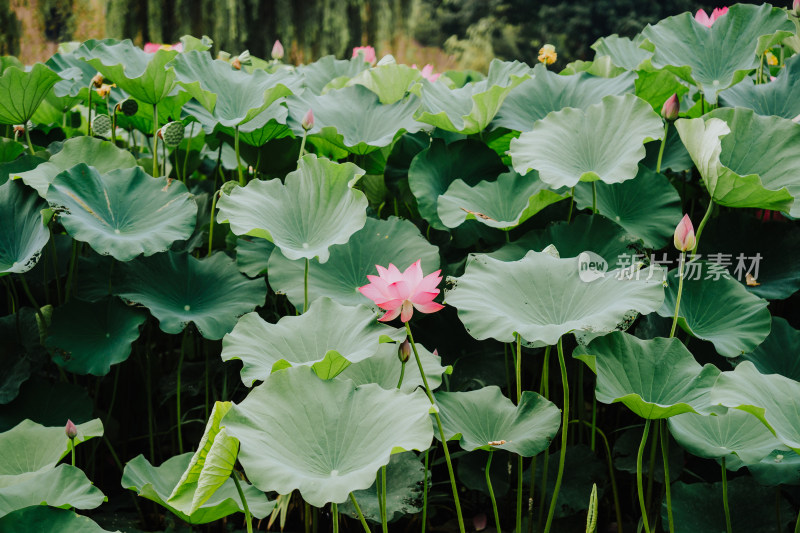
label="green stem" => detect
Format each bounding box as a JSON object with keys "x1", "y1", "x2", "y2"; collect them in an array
[
  {"x1": 690, "y1": 200, "x2": 715, "y2": 259},
  {"x1": 235, "y1": 126, "x2": 244, "y2": 186},
  {"x1": 591, "y1": 182, "x2": 597, "y2": 214},
  {"x1": 543, "y1": 338, "x2": 569, "y2": 533},
  {"x1": 152, "y1": 102, "x2": 159, "y2": 177},
  {"x1": 303, "y1": 258, "x2": 310, "y2": 313},
  {"x1": 208, "y1": 189, "x2": 218, "y2": 256},
  {"x1": 48, "y1": 227, "x2": 62, "y2": 305},
  {"x1": 645, "y1": 418, "x2": 660, "y2": 518},
  {"x1": 332, "y1": 502, "x2": 339, "y2": 533},
  {"x1": 379, "y1": 465, "x2": 388, "y2": 533},
  {"x1": 721, "y1": 457, "x2": 732, "y2": 533},
  {"x1": 515, "y1": 334, "x2": 523, "y2": 533},
  {"x1": 700, "y1": 93, "x2": 705, "y2": 115},
  {"x1": 87, "y1": 88, "x2": 93, "y2": 136},
  {"x1": 70, "y1": 437, "x2": 75, "y2": 467},
  {"x1": 176, "y1": 328, "x2": 188, "y2": 454},
  {"x1": 405, "y1": 322, "x2": 466, "y2": 533},
  {"x1": 24, "y1": 124, "x2": 35, "y2": 155},
  {"x1": 637, "y1": 419, "x2": 653, "y2": 533},
  {"x1": 111, "y1": 105, "x2": 117, "y2": 145},
  {"x1": 566, "y1": 187, "x2": 575, "y2": 223},
  {"x1": 299, "y1": 130, "x2": 309, "y2": 160},
  {"x1": 396, "y1": 360, "x2": 406, "y2": 389},
  {"x1": 656, "y1": 121, "x2": 670, "y2": 174},
  {"x1": 305, "y1": 501, "x2": 312, "y2": 533},
  {"x1": 232, "y1": 472, "x2": 254, "y2": 533},
  {"x1": 662, "y1": 421, "x2": 675, "y2": 533},
  {"x1": 486, "y1": 450, "x2": 502, "y2": 533},
  {"x1": 669, "y1": 253, "x2": 686, "y2": 338},
  {"x1": 182, "y1": 122, "x2": 195, "y2": 182},
  {"x1": 349, "y1": 493, "x2": 372, "y2": 533},
  {"x1": 422, "y1": 449, "x2": 429, "y2": 533},
  {"x1": 17, "y1": 274, "x2": 45, "y2": 327}
]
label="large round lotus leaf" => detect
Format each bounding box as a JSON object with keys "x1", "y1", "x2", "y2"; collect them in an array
[
  {"x1": 408, "y1": 138, "x2": 506, "y2": 230},
  {"x1": 298, "y1": 55, "x2": 369, "y2": 94},
  {"x1": 710, "y1": 361, "x2": 800, "y2": 454},
  {"x1": 235, "y1": 237, "x2": 273, "y2": 277},
  {"x1": 719, "y1": 54, "x2": 800, "y2": 119},
  {"x1": 46, "y1": 164, "x2": 197, "y2": 261},
  {"x1": 437, "y1": 170, "x2": 567, "y2": 230},
  {"x1": 576, "y1": 332, "x2": 720, "y2": 419},
  {"x1": 574, "y1": 164, "x2": 682, "y2": 249},
  {"x1": 0, "y1": 506, "x2": 119, "y2": 533},
  {"x1": 435, "y1": 386, "x2": 560, "y2": 456},
  {"x1": 77, "y1": 40, "x2": 177, "y2": 104},
  {"x1": 414, "y1": 59, "x2": 531, "y2": 134},
  {"x1": 509, "y1": 94, "x2": 663, "y2": 189},
  {"x1": 668, "y1": 410, "x2": 785, "y2": 464},
  {"x1": 591, "y1": 34, "x2": 653, "y2": 71},
  {"x1": 122, "y1": 453, "x2": 272, "y2": 524},
  {"x1": 209, "y1": 101, "x2": 292, "y2": 147},
  {"x1": 656, "y1": 264, "x2": 771, "y2": 357},
  {"x1": 346, "y1": 63, "x2": 422, "y2": 104},
  {"x1": 170, "y1": 51, "x2": 296, "y2": 127},
  {"x1": 492, "y1": 64, "x2": 635, "y2": 131},
  {"x1": 113, "y1": 251, "x2": 266, "y2": 340},
  {"x1": 0, "y1": 464, "x2": 105, "y2": 518},
  {"x1": 0, "y1": 139, "x2": 25, "y2": 163},
  {"x1": 46, "y1": 45, "x2": 108, "y2": 99},
  {"x1": 642, "y1": 4, "x2": 794, "y2": 104},
  {"x1": 45, "y1": 297, "x2": 145, "y2": 376},
  {"x1": 675, "y1": 109, "x2": 800, "y2": 216},
  {"x1": 728, "y1": 449, "x2": 800, "y2": 487},
  {"x1": 1, "y1": 154, "x2": 44, "y2": 187},
  {"x1": 267, "y1": 216, "x2": 440, "y2": 309},
  {"x1": 700, "y1": 213, "x2": 800, "y2": 300},
  {"x1": 0, "y1": 63, "x2": 61, "y2": 125},
  {"x1": 0, "y1": 180, "x2": 49, "y2": 275},
  {"x1": 15, "y1": 136, "x2": 137, "y2": 197},
  {"x1": 286, "y1": 85, "x2": 425, "y2": 155},
  {"x1": 446, "y1": 250, "x2": 665, "y2": 345},
  {"x1": 224, "y1": 366, "x2": 433, "y2": 507},
  {"x1": 740, "y1": 317, "x2": 800, "y2": 381},
  {"x1": 222, "y1": 298, "x2": 405, "y2": 383},
  {"x1": 216, "y1": 155, "x2": 367, "y2": 263}
]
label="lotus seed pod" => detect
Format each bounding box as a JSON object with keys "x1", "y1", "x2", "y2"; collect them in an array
[
  {"x1": 92, "y1": 114, "x2": 112, "y2": 137},
  {"x1": 160, "y1": 121, "x2": 185, "y2": 147},
  {"x1": 118, "y1": 98, "x2": 138, "y2": 117}
]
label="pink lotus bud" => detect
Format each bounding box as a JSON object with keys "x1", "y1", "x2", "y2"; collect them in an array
[
  {"x1": 65, "y1": 419, "x2": 77, "y2": 439},
  {"x1": 661, "y1": 93, "x2": 680, "y2": 121},
  {"x1": 673, "y1": 214, "x2": 696, "y2": 252},
  {"x1": 793, "y1": 0, "x2": 800, "y2": 16},
  {"x1": 301, "y1": 109, "x2": 314, "y2": 131},
  {"x1": 271, "y1": 40, "x2": 284, "y2": 60},
  {"x1": 473, "y1": 513, "x2": 487, "y2": 532},
  {"x1": 398, "y1": 339, "x2": 411, "y2": 363}
]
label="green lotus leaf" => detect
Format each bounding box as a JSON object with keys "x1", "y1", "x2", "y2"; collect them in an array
[
  {"x1": 267, "y1": 217, "x2": 440, "y2": 309},
  {"x1": 577, "y1": 332, "x2": 720, "y2": 419},
  {"x1": 414, "y1": 59, "x2": 531, "y2": 134},
  {"x1": 15, "y1": 136, "x2": 137, "y2": 197},
  {"x1": 740, "y1": 317, "x2": 800, "y2": 381},
  {"x1": 46, "y1": 46, "x2": 103, "y2": 99},
  {"x1": 122, "y1": 453, "x2": 272, "y2": 524},
  {"x1": 0, "y1": 309, "x2": 45, "y2": 405},
  {"x1": 209, "y1": 101, "x2": 292, "y2": 147},
  {"x1": 167, "y1": 402, "x2": 241, "y2": 516},
  {"x1": 235, "y1": 237, "x2": 273, "y2": 277},
  {"x1": 77, "y1": 40, "x2": 177, "y2": 104},
  {"x1": 113, "y1": 251, "x2": 266, "y2": 340},
  {"x1": 408, "y1": 138, "x2": 506, "y2": 230},
  {"x1": 0, "y1": 63, "x2": 61, "y2": 125},
  {"x1": 727, "y1": 449, "x2": 800, "y2": 487},
  {"x1": 45, "y1": 164, "x2": 196, "y2": 261},
  {"x1": 217, "y1": 155, "x2": 366, "y2": 262},
  {"x1": 0, "y1": 419, "x2": 103, "y2": 480},
  {"x1": 657, "y1": 264, "x2": 771, "y2": 357},
  {"x1": 0, "y1": 56, "x2": 23, "y2": 73},
  {"x1": 0, "y1": 139, "x2": 25, "y2": 163},
  {"x1": 435, "y1": 386, "x2": 560, "y2": 456},
  {"x1": 633, "y1": 69, "x2": 691, "y2": 114},
  {"x1": 573, "y1": 164, "x2": 682, "y2": 248},
  {"x1": 669, "y1": 409, "x2": 785, "y2": 464},
  {"x1": 675, "y1": 109, "x2": 800, "y2": 215},
  {"x1": 642, "y1": 4, "x2": 794, "y2": 103},
  {"x1": 711, "y1": 361, "x2": 800, "y2": 454},
  {"x1": 509, "y1": 94, "x2": 663, "y2": 189},
  {"x1": 298, "y1": 55, "x2": 369, "y2": 94},
  {"x1": 0, "y1": 465, "x2": 105, "y2": 518},
  {"x1": 1, "y1": 154, "x2": 44, "y2": 187},
  {"x1": 561, "y1": 55, "x2": 627, "y2": 78},
  {"x1": 641, "y1": 122, "x2": 693, "y2": 172},
  {"x1": 224, "y1": 366, "x2": 433, "y2": 507},
  {"x1": 437, "y1": 170, "x2": 568, "y2": 230},
  {"x1": 0, "y1": 506, "x2": 120, "y2": 533},
  {"x1": 45, "y1": 297, "x2": 145, "y2": 376},
  {"x1": 0, "y1": 180, "x2": 49, "y2": 275},
  {"x1": 492, "y1": 65, "x2": 634, "y2": 132},
  {"x1": 591, "y1": 34, "x2": 653, "y2": 71},
  {"x1": 347, "y1": 63, "x2": 422, "y2": 104},
  {"x1": 719, "y1": 54, "x2": 800, "y2": 119},
  {"x1": 286, "y1": 85, "x2": 425, "y2": 155}
]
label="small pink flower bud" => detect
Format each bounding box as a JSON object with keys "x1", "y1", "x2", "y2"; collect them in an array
[
  {"x1": 398, "y1": 339, "x2": 411, "y2": 363},
  {"x1": 673, "y1": 214, "x2": 696, "y2": 252},
  {"x1": 301, "y1": 109, "x2": 314, "y2": 131},
  {"x1": 662, "y1": 93, "x2": 680, "y2": 121},
  {"x1": 65, "y1": 419, "x2": 77, "y2": 439},
  {"x1": 793, "y1": 0, "x2": 800, "y2": 16},
  {"x1": 271, "y1": 40, "x2": 285, "y2": 60}
]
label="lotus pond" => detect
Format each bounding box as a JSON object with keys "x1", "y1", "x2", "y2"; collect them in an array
[{"x1": 2, "y1": 3, "x2": 800, "y2": 533}]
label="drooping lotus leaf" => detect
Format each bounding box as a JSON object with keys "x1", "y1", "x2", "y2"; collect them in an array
[
  {"x1": 492, "y1": 64, "x2": 635, "y2": 131},
  {"x1": 0, "y1": 63, "x2": 61, "y2": 125},
  {"x1": 45, "y1": 164, "x2": 197, "y2": 261},
  {"x1": 0, "y1": 309, "x2": 46, "y2": 405},
  {"x1": 347, "y1": 63, "x2": 422, "y2": 104},
  {"x1": 286, "y1": 85, "x2": 425, "y2": 155},
  {"x1": 676, "y1": 109, "x2": 800, "y2": 216},
  {"x1": 0, "y1": 180, "x2": 49, "y2": 275},
  {"x1": 656, "y1": 264, "x2": 771, "y2": 357},
  {"x1": 0, "y1": 506, "x2": 120, "y2": 533},
  {"x1": 576, "y1": 332, "x2": 720, "y2": 419},
  {"x1": 591, "y1": 34, "x2": 653, "y2": 71},
  {"x1": 45, "y1": 297, "x2": 145, "y2": 376},
  {"x1": 414, "y1": 59, "x2": 532, "y2": 134},
  {"x1": 217, "y1": 155, "x2": 367, "y2": 263},
  {"x1": 573, "y1": 164, "x2": 682, "y2": 249},
  {"x1": 719, "y1": 54, "x2": 800, "y2": 120},
  {"x1": 437, "y1": 170, "x2": 568, "y2": 230},
  {"x1": 222, "y1": 298, "x2": 405, "y2": 383},
  {"x1": 509, "y1": 94, "x2": 663, "y2": 188},
  {"x1": 740, "y1": 317, "x2": 800, "y2": 381},
  {"x1": 113, "y1": 251, "x2": 266, "y2": 340},
  {"x1": 668, "y1": 409, "x2": 786, "y2": 464},
  {"x1": 435, "y1": 386, "x2": 560, "y2": 456},
  {"x1": 224, "y1": 366, "x2": 433, "y2": 507},
  {"x1": 728, "y1": 449, "x2": 800, "y2": 487},
  {"x1": 642, "y1": 4, "x2": 795, "y2": 104},
  {"x1": 0, "y1": 464, "x2": 106, "y2": 518},
  {"x1": 267, "y1": 216, "x2": 440, "y2": 309},
  {"x1": 170, "y1": 50, "x2": 296, "y2": 127},
  {"x1": 15, "y1": 136, "x2": 137, "y2": 197},
  {"x1": 711, "y1": 361, "x2": 800, "y2": 454},
  {"x1": 407, "y1": 138, "x2": 506, "y2": 230},
  {"x1": 122, "y1": 453, "x2": 272, "y2": 524},
  {"x1": 298, "y1": 55, "x2": 370, "y2": 94}
]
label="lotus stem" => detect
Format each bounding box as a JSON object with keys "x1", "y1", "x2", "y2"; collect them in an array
[
  {"x1": 152, "y1": 102, "x2": 159, "y2": 177},
  {"x1": 69, "y1": 437, "x2": 75, "y2": 467},
  {"x1": 379, "y1": 465, "x2": 388, "y2": 533},
  {"x1": 208, "y1": 189, "x2": 219, "y2": 256},
  {"x1": 566, "y1": 187, "x2": 575, "y2": 223},
  {"x1": 303, "y1": 258, "x2": 310, "y2": 313},
  {"x1": 305, "y1": 501, "x2": 312, "y2": 533},
  {"x1": 332, "y1": 502, "x2": 339, "y2": 533},
  {"x1": 299, "y1": 130, "x2": 309, "y2": 160},
  {"x1": 515, "y1": 333, "x2": 523, "y2": 533},
  {"x1": 87, "y1": 87, "x2": 93, "y2": 137},
  {"x1": 349, "y1": 493, "x2": 372, "y2": 533},
  {"x1": 662, "y1": 421, "x2": 675, "y2": 533},
  {"x1": 405, "y1": 322, "x2": 466, "y2": 533},
  {"x1": 721, "y1": 457, "x2": 732, "y2": 533},
  {"x1": 543, "y1": 337, "x2": 570, "y2": 533},
  {"x1": 691, "y1": 200, "x2": 714, "y2": 259},
  {"x1": 422, "y1": 448, "x2": 429, "y2": 533},
  {"x1": 645, "y1": 419, "x2": 660, "y2": 517},
  {"x1": 669, "y1": 253, "x2": 686, "y2": 339},
  {"x1": 17, "y1": 274, "x2": 45, "y2": 329},
  {"x1": 591, "y1": 182, "x2": 597, "y2": 214},
  {"x1": 486, "y1": 450, "x2": 502, "y2": 533},
  {"x1": 235, "y1": 125, "x2": 244, "y2": 186},
  {"x1": 656, "y1": 121, "x2": 669, "y2": 174},
  {"x1": 176, "y1": 328, "x2": 189, "y2": 454},
  {"x1": 24, "y1": 124, "x2": 35, "y2": 155},
  {"x1": 182, "y1": 122, "x2": 195, "y2": 182},
  {"x1": 232, "y1": 472, "x2": 254, "y2": 533},
  {"x1": 396, "y1": 360, "x2": 406, "y2": 389},
  {"x1": 636, "y1": 419, "x2": 653, "y2": 533}
]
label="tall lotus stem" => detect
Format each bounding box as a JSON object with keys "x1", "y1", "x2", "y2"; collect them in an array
[
  {"x1": 515, "y1": 334, "x2": 523, "y2": 533},
  {"x1": 691, "y1": 201, "x2": 714, "y2": 259},
  {"x1": 543, "y1": 337, "x2": 570, "y2": 533},
  {"x1": 332, "y1": 502, "x2": 339, "y2": 533},
  {"x1": 661, "y1": 421, "x2": 675, "y2": 533},
  {"x1": 303, "y1": 258, "x2": 310, "y2": 313},
  {"x1": 670, "y1": 253, "x2": 686, "y2": 338},
  {"x1": 636, "y1": 419, "x2": 653, "y2": 533},
  {"x1": 721, "y1": 457, "x2": 732, "y2": 533},
  {"x1": 24, "y1": 124, "x2": 35, "y2": 155},
  {"x1": 152, "y1": 103, "x2": 159, "y2": 177},
  {"x1": 486, "y1": 450, "x2": 502, "y2": 533},
  {"x1": 232, "y1": 472, "x2": 254, "y2": 533},
  {"x1": 349, "y1": 493, "x2": 372, "y2": 533},
  {"x1": 235, "y1": 125, "x2": 244, "y2": 186}
]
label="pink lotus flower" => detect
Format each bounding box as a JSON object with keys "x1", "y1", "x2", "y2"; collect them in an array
[
  {"x1": 358, "y1": 260, "x2": 445, "y2": 322},
  {"x1": 694, "y1": 7, "x2": 728, "y2": 27},
  {"x1": 412, "y1": 64, "x2": 441, "y2": 82},
  {"x1": 352, "y1": 46, "x2": 376, "y2": 65},
  {"x1": 673, "y1": 214, "x2": 696, "y2": 252},
  {"x1": 144, "y1": 42, "x2": 184, "y2": 53}
]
